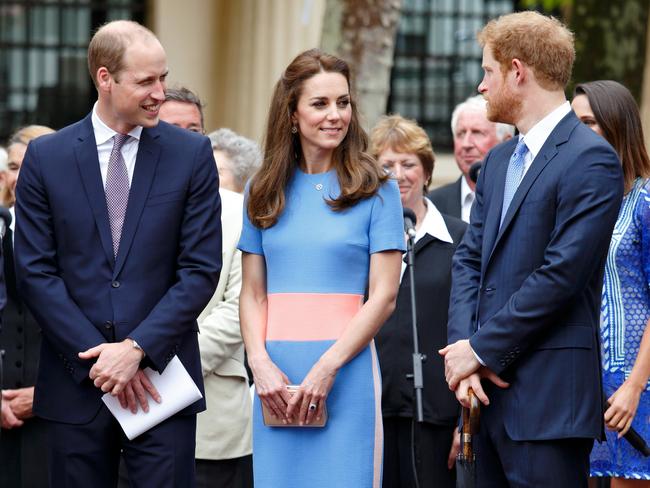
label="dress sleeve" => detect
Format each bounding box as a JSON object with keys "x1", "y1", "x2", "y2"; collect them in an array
[
  {"x1": 237, "y1": 188, "x2": 264, "y2": 255},
  {"x1": 639, "y1": 180, "x2": 650, "y2": 289},
  {"x1": 369, "y1": 179, "x2": 406, "y2": 254}
]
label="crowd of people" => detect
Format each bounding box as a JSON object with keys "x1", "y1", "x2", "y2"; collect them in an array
[{"x1": 0, "y1": 9, "x2": 648, "y2": 488}]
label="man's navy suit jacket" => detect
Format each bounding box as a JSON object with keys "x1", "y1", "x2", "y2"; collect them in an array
[
  {"x1": 14, "y1": 114, "x2": 222, "y2": 424},
  {"x1": 427, "y1": 177, "x2": 462, "y2": 219},
  {"x1": 448, "y1": 111, "x2": 623, "y2": 441}
]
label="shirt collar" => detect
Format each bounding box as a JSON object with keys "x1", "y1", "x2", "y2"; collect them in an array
[
  {"x1": 416, "y1": 198, "x2": 454, "y2": 244},
  {"x1": 91, "y1": 102, "x2": 143, "y2": 146},
  {"x1": 460, "y1": 175, "x2": 473, "y2": 202},
  {"x1": 520, "y1": 101, "x2": 571, "y2": 158}
]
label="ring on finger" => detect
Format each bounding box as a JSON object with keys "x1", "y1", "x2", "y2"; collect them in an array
[{"x1": 308, "y1": 402, "x2": 318, "y2": 412}]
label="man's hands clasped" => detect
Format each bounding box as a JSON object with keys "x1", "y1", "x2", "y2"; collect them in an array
[
  {"x1": 79, "y1": 339, "x2": 161, "y2": 413},
  {"x1": 439, "y1": 339, "x2": 509, "y2": 407}
]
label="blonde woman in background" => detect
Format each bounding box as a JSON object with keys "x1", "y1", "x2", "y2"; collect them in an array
[
  {"x1": 0, "y1": 125, "x2": 54, "y2": 207},
  {"x1": 0, "y1": 125, "x2": 54, "y2": 488}
]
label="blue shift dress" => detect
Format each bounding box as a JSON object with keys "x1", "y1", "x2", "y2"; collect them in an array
[
  {"x1": 238, "y1": 168, "x2": 405, "y2": 487},
  {"x1": 590, "y1": 178, "x2": 650, "y2": 480}
]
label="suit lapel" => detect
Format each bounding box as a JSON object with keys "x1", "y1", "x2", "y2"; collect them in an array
[
  {"x1": 414, "y1": 234, "x2": 435, "y2": 254},
  {"x1": 482, "y1": 139, "x2": 516, "y2": 274},
  {"x1": 486, "y1": 112, "x2": 577, "y2": 264},
  {"x1": 74, "y1": 115, "x2": 115, "y2": 266},
  {"x1": 113, "y1": 127, "x2": 161, "y2": 277}
]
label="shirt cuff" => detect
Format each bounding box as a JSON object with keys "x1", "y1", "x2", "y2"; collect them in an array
[{"x1": 470, "y1": 344, "x2": 485, "y2": 366}]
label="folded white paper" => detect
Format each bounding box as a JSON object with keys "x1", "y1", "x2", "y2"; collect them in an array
[{"x1": 102, "y1": 355, "x2": 202, "y2": 440}]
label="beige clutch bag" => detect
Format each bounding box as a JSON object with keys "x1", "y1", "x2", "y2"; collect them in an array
[{"x1": 261, "y1": 385, "x2": 328, "y2": 427}]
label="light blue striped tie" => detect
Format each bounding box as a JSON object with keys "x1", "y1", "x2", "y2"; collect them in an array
[{"x1": 500, "y1": 138, "x2": 528, "y2": 227}]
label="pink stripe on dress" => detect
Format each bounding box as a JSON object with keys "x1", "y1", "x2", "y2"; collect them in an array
[{"x1": 266, "y1": 293, "x2": 364, "y2": 341}]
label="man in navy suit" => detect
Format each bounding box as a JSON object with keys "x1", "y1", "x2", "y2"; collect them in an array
[
  {"x1": 439, "y1": 11, "x2": 623, "y2": 486},
  {"x1": 14, "y1": 20, "x2": 222, "y2": 487}
]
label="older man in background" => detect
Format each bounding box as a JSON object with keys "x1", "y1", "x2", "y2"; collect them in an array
[
  {"x1": 159, "y1": 86, "x2": 253, "y2": 488},
  {"x1": 428, "y1": 95, "x2": 513, "y2": 222}
]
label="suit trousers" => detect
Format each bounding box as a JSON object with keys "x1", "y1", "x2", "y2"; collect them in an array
[
  {"x1": 195, "y1": 456, "x2": 253, "y2": 488},
  {"x1": 0, "y1": 416, "x2": 49, "y2": 487},
  {"x1": 476, "y1": 384, "x2": 593, "y2": 488},
  {"x1": 46, "y1": 404, "x2": 196, "y2": 488},
  {"x1": 383, "y1": 417, "x2": 456, "y2": 488}
]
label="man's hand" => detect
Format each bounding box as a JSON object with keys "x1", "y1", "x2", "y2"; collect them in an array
[
  {"x1": 454, "y1": 367, "x2": 509, "y2": 408},
  {"x1": 1, "y1": 391, "x2": 24, "y2": 429},
  {"x1": 79, "y1": 339, "x2": 144, "y2": 395},
  {"x1": 447, "y1": 429, "x2": 460, "y2": 469},
  {"x1": 3, "y1": 387, "x2": 35, "y2": 420},
  {"x1": 117, "y1": 369, "x2": 162, "y2": 414},
  {"x1": 439, "y1": 339, "x2": 481, "y2": 390}
]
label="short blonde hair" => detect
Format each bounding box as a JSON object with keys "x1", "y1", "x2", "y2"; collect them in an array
[
  {"x1": 3, "y1": 125, "x2": 54, "y2": 206},
  {"x1": 370, "y1": 114, "x2": 435, "y2": 189},
  {"x1": 9, "y1": 125, "x2": 55, "y2": 147},
  {"x1": 87, "y1": 20, "x2": 158, "y2": 88},
  {"x1": 478, "y1": 11, "x2": 575, "y2": 90}
]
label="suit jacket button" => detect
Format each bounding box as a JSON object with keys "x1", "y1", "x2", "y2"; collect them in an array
[
  {"x1": 15, "y1": 360, "x2": 22, "y2": 367},
  {"x1": 111, "y1": 281, "x2": 120, "y2": 288},
  {"x1": 104, "y1": 321, "x2": 113, "y2": 329}
]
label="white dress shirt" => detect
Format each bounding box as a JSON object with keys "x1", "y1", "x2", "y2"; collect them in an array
[
  {"x1": 91, "y1": 103, "x2": 143, "y2": 187},
  {"x1": 460, "y1": 176, "x2": 474, "y2": 223},
  {"x1": 518, "y1": 101, "x2": 572, "y2": 179}
]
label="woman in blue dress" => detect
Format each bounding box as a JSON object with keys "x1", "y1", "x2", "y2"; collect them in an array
[
  {"x1": 238, "y1": 49, "x2": 404, "y2": 487},
  {"x1": 572, "y1": 80, "x2": 650, "y2": 486}
]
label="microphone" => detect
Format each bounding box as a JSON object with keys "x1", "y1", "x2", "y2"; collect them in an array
[
  {"x1": 623, "y1": 426, "x2": 650, "y2": 457},
  {"x1": 603, "y1": 399, "x2": 650, "y2": 457},
  {"x1": 469, "y1": 161, "x2": 482, "y2": 184},
  {"x1": 403, "y1": 208, "x2": 417, "y2": 239}
]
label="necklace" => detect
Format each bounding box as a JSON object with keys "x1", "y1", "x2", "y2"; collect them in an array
[{"x1": 301, "y1": 163, "x2": 331, "y2": 191}]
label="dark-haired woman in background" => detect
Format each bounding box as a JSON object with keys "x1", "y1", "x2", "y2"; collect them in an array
[
  {"x1": 238, "y1": 49, "x2": 404, "y2": 487},
  {"x1": 370, "y1": 115, "x2": 466, "y2": 488},
  {"x1": 572, "y1": 80, "x2": 650, "y2": 486}
]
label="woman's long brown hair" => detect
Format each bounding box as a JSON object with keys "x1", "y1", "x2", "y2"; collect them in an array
[
  {"x1": 247, "y1": 49, "x2": 387, "y2": 228},
  {"x1": 574, "y1": 80, "x2": 650, "y2": 193}
]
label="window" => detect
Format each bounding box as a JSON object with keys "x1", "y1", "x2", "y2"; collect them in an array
[
  {"x1": 388, "y1": 0, "x2": 513, "y2": 149},
  {"x1": 0, "y1": 0, "x2": 145, "y2": 141}
]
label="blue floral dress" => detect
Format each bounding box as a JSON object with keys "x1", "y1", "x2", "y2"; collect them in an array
[{"x1": 590, "y1": 178, "x2": 650, "y2": 480}]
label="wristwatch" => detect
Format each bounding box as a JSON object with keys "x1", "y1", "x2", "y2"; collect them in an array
[{"x1": 129, "y1": 338, "x2": 146, "y2": 357}]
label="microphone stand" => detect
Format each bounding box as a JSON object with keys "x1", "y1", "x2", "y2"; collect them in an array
[
  {"x1": 404, "y1": 223, "x2": 426, "y2": 488},
  {"x1": 405, "y1": 228, "x2": 425, "y2": 423}
]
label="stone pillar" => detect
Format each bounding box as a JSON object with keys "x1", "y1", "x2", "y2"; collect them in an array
[{"x1": 149, "y1": 0, "x2": 325, "y2": 142}]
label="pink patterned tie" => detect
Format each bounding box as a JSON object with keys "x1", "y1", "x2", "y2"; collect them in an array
[{"x1": 105, "y1": 133, "x2": 130, "y2": 257}]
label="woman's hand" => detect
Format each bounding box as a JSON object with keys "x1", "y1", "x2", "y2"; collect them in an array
[
  {"x1": 250, "y1": 356, "x2": 292, "y2": 422},
  {"x1": 604, "y1": 379, "x2": 644, "y2": 437},
  {"x1": 287, "y1": 357, "x2": 338, "y2": 425}
]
